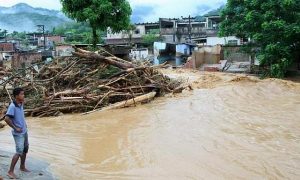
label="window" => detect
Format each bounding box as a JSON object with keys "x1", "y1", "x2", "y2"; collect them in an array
[
  {"x1": 134, "y1": 29, "x2": 140, "y2": 34},
  {"x1": 228, "y1": 40, "x2": 238, "y2": 46},
  {"x1": 184, "y1": 48, "x2": 188, "y2": 55}
]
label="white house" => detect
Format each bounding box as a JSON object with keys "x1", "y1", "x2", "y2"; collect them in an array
[
  {"x1": 206, "y1": 36, "x2": 242, "y2": 46},
  {"x1": 129, "y1": 48, "x2": 149, "y2": 61}
]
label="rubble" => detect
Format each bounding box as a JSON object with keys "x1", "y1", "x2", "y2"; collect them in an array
[{"x1": 0, "y1": 48, "x2": 181, "y2": 117}]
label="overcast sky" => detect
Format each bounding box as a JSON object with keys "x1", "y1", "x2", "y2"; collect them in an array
[{"x1": 0, "y1": 0, "x2": 226, "y2": 22}]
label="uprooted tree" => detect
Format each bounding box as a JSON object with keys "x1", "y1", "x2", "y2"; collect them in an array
[
  {"x1": 0, "y1": 48, "x2": 183, "y2": 117},
  {"x1": 60, "y1": 0, "x2": 132, "y2": 48},
  {"x1": 219, "y1": 0, "x2": 300, "y2": 78}
]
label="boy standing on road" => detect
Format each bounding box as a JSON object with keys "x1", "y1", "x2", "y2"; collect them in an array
[{"x1": 4, "y1": 87, "x2": 30, "y2": 179}]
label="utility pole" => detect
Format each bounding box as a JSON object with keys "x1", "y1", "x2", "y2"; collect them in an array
[
  {"x1": 37, "y1": 25, "x2": 46, "y2": 51},
  {"x1": 4, "y1": 30, "x2": 7, "y2": 42},
  {"x1": 188, "y1": 15, "x2": 191, "y2": 43}
]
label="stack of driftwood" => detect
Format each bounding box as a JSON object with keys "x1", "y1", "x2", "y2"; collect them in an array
[
  {"x1": 0, "y1": 48, "x2": 182, "y2": 117},
  {"x1": 0, "y1": 67, "x2": 11, "y2": 78}
]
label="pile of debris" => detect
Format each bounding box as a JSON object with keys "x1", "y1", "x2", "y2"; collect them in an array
[
  {"x1": 0, "y1": 48, "x2": 181, "y2": 117},
  {"x1": 0, "y1": 67, "x2": 11, "y2": 78}
]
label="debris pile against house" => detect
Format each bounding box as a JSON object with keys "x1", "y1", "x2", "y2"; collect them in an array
[
  {"x1": 184, "y1": 45, "x2": 223, "y2": 69},
  {"x1": 0, "y1": 48, "x2": 181, "y2": 117},
  {"x1": 183, "y1": 45, "x2": 253, "y2": 73},
  {"x1": 0, "y1": 67, "x2": 11, "y2": 78}
]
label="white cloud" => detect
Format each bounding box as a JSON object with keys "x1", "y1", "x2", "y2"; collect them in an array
[
  {"x1": 0, "y1": 0, "x2": 62, "y2": 10},
  {"x1": 0, "y1": 0, "x2": 226, "y2": 21},
  {"x1": 130, "y1": 0, "x2": 226, "y2": 22}
]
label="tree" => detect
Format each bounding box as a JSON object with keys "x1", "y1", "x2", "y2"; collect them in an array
[
  {"x1": 142, "y1": 30, "x2": 162, "y2": 47},
  {"x1": 219, "y1": 0, "x2": 300, "y2": 78},
  {"x1": 60, "y1": 0, "x2": 132, "y2": 48},
  {"x1": 0, "y1": 29, "x2": 8, "y2": 41},
  {"x1": 123, "y1": 24, "x2": 136, "y2": 45},
  {"x1": 53, "y1": 22, "x2": 94, "y2": 43}
]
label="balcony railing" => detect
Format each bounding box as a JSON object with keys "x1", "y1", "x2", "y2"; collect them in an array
[
  {"x1": 160, "y1": 28, "x2": 218, "y2": 37},
  {"x1": 160, "y1": 28, "x2": 176, "y2": 35}
]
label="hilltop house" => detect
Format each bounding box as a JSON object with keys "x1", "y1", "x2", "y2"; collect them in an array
[
  {"x1": 105, "y1": 22, "x2": 160, "y2": 45},
  {"x1": 0, "y1": 42, "x2": 42, "y2": 68},
  {"x1": 106, "y1": 15, "x2": 244, "y2": 47},
  {"x1": 0, "y1": 42, "x2": 17, "y2": 61},
  {"x1": 159, "y1": 15, "x2": 243, "y2": 46},
  {"x1": 26, "y1": 33, "x2": 66, "y2": 49}
]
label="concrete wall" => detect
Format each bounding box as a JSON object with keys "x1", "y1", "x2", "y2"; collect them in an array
[
  {"x1": 0, "y1": 43, "x2": 15, "y2": 52},
  {"x1": 107, "y1": 25, "x2": 146, "y2": 39},
  {"x1": 207, "y1": 36, "x2": 241, "y2": 46},
  {"x1": 176, "y1": 44, "x2": 191, "y2": 56},
  {"x1": 12, "y1": 52, "x2": 42, "y2": 69},
  {"x1": 223, "y1": 46, "x2": 250, "y2": 62},
  {"x1": 55, "y1": 45, "x2": 74, "y2": 57},
  {"x1": 47, "y1": 36, "x2": 65, "y2": 44},
  {"x1": 0, "y1": 53, "x2": 2, "y2": 67},
  {"x1": 129, "y1": 48, "x2": 149, "y2": 60},
  {"x1": 38, "y1": 36, "x2": 65, "y2": 47},
  {"x1": 153, "y1": 42, "x2": 167, "y2": 57},
  {"x1": 162, "y1": 35, "x2": 175, "y2": 43},
  {"x1": 184, "y1": 45, "x2": 222, "y2": 69}
]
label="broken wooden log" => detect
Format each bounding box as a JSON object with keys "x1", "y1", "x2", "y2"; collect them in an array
[
  {"x1": 72, "y1": 51, "x2": 135, "y2": 70},
  {"x1": 82, "y1": 92, "x2": 156, "y2": 115}
]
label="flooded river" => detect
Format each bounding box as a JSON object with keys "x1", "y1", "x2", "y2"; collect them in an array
[{"x1": 1, "y1": 71, "x2": 300, "y2": 179}]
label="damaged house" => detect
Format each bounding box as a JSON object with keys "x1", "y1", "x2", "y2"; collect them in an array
[
  {"x1": 159, "y1": 15, "x2": 243, "y2": 45},
  {"x1": 106, "y1": 14, "x2": 249, "y2": 67},
  {"x1": 105, "y1": 22, "x2": 160, "y2": 46},
  {"x1": 0, "y1": 42, "x2": 42, "y2": 69}
]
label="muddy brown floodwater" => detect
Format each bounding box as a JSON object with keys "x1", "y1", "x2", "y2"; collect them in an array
[{"x1": 1, "y1": 70, "x2": 300, "y2": 180}]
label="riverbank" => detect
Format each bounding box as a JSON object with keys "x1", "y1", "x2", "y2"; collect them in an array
[{"x1": 0, "y1": 150, "x2": 54, "y2": 180}]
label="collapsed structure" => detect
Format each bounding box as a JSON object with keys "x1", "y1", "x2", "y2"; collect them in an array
[{"x1": 0, "y1": 48, "x2": 181, "y2": 118}]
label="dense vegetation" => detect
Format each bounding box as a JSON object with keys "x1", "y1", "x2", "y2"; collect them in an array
[
  {"x1": 195, "y1": 6, "x2": 224, "y2": 22},
  {"x1": 60, "y1": 0, "x2": 132, "y2": 48},
  {"x1": 52, "y1": 22, "x2": 106, "y2": 44},
  {"x1": 142, "y1": 30, "x2": 163, "y2": 47},
  {"x1": 219, "y1": 0, "x2": 300, "y2": 78}
]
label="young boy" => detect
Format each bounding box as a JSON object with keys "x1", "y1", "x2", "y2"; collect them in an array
[{"x1": 4, "y1": 87, "x2": 30, "y2": 179}]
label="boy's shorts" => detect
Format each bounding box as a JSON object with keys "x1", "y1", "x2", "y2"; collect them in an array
[{"x1": 13, "y1": 132, "x2": 29, "y2": 155}]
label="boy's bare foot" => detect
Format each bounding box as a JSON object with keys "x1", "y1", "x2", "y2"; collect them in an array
[
  {"x1": 0, "y1": 176, "x2": 3, "y2": 180},
  {"x1": 20, "y1": 167, "x2": 31, "y2": 172},
  {"x1": 7, "y1": 171, "x2": 17, "y2": 179}
]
